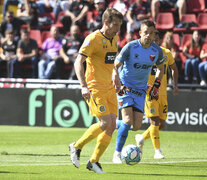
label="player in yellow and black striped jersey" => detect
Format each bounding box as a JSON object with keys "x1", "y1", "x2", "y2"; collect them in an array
[
  {"x1": 69, "y1": 8, "x2": 123, "y2": 173},
  {"x1": 135, "y1": 30, "x2": 179, "y2": 159}
]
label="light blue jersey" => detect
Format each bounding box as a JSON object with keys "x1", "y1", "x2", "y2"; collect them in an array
[
  {"x1": 116, "y1": 39, "x2": 164, "y2": 112},
  {"x1": 117, "y1": 39, "x2": 163, "y2": 90}
]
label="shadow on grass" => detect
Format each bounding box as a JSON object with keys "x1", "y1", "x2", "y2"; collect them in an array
[
  {"x1": 111, "y1": 172, "x2": 207, "y2": 178},
  {"x1": 1, "y1": 153, "x2": 89, "y2": 157},
  {"x1": 0, "y1": 171, "x2": 38, "y2": 174}
]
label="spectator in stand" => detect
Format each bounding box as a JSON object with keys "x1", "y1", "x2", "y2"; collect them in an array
[
  {"x1": 60, "y1": 0, "x2": 90, "y2": 33},
  {"x1": 183, "y1": 30, "x2": 202, "y2": 84},
  {"x1": 109, "y1": 0, "x2": 128, "y2": 16},
  {"x1": 17, "y1": 0, "x2": 38, "y2": 29},
  {"x1": 60, "y1": 0, "x2": 73, "y2": 12},
  {"x1": 56, "y1": 25, "x2": 84, "y2": 79},
  {"x1": 3, "y1": 0, "x2": 19, "y2": 18},
  {"x1": 162, "y1": 31, "x2": 182, "y2": 83},
  {"x1": 151, "y1": 0, "x2": 186, "y2": 22},
  {"x1": 0, "y1": 10, "x2": 21, "y2": 43},
  {"x1": 198, "y1": 43, "x2": 207, "y2": 86},
  {"x1": 0, "y1": 30, "x2": 18, "y2": 78},
  {"x1": 109, "y1": 0, "x2": 128, "y2": 38},
  {"x1": 126, "y1": 0, "x2": 151, "y2": 33},
  {"x1": 88, "y1": 0, "x2": 106, "y2": 32},
  {"x1": 14, "y1": 28, "x2": 39, "y2": 78},
  {"x1": 118, "y1": 32, "x2": 135, "y2": 51},
  {"x1": 36, "y1": 0, "x2": 61, "y2": 19},
  {"x1": 38, "y1": 26, "x2": 62, "y2": 79}
]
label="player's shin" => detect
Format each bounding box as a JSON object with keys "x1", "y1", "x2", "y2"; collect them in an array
[
  {"x1": 90, "y1": 132, "x2": 111, "y2": 163},
  {"x1": 75, "y1": 123, "x2": 103, "y2": 150},
  {"x1": 115, "y1": 121, "x2": 131, "y2": 152}
]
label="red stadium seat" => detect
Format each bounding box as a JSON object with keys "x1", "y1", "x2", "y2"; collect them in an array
[
  {"x1": 29, "y1": 30, "x2": 42, "y2": 49},
  {"x1": 191, "y1": 13, "x2": 207, "y2": 31},
  {"x1": 41, "y1": 31, "x2": 51, "y2": 44},
  {"x1": 187, "y1": 0, "x2": 205, "y2": 13},
  {"x1": 156, "y1": 13, "x2": 174, "y2": 31},
  {"x1": 173, "y1": 14, "x2": 197, "y2": 32},
  {"x1": 180, "y1": 34, "x2": 192, "y2": 51},
  {"x1": 173, "y1": 33, "x2": 181, "y2": 47}
]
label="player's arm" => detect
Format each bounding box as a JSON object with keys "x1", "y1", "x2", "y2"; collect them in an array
[
  {"x1": 149, "y1": 50, "x2": 165, "y2": 100},
  {"x1": 113, "y1": 59, "x2": 123, "y2": 93},
  {"x1": 74, "y1": 54, "x2": 90, "y2": 101},
  {"x1": 169, "y1": 62, "x2": 179, "y2": 96}
]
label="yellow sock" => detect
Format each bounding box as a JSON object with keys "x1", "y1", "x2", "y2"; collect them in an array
[
  {"x1": 150, "y1": 125, "x2": 160, "y2": 150},
  {"x1": 74, "y1": 123, "x2": 103, "y2": 150},
  {"x1": 142, "y1": 126, "x2": 151, "y2": 140},
  {"x1": 90, "y1": 132, "x2": 111, "y2": 163}
]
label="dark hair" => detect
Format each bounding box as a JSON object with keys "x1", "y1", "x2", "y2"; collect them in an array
[
  {"x1": 155, "y1": 30, "x2": 162, "y2": 39},
  {"x1": 141, "y1": 19, "x2": 155, "y2": 29},
  {"x1": 102, "y1": 7, "x2": 123, "y2": 24},
  {"x1": 21, "y1": 28, "x2": 29, "y2": 34},
  {"x1": 191, "y1": 30, "x2": 202, "y2": 50}
]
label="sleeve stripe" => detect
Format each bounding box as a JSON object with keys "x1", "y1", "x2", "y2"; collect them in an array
[{"x1": 79, "y1": 53, "x2": 88, "y2": 58}]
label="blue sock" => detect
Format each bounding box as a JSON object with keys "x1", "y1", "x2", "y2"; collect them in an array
[
  {"x1": 117, "y1": 120, "x2": 133, "y2": 130},
  {"x1": 115, "y1": 121, "x2": 131, "y2": 152},
  {"x1": 116, "y1": 120, "x2": 122, "y2": 129}
]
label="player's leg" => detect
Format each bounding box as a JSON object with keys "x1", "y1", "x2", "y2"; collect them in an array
[
  {"x1": 87, "y1": 89, "x2": 118, "y2": 173},
  {"x1": 69, "y1": 90, "x2": 104, "y2": 168},
  {"x1": 113, "y1": 107, "x2": 133, "y2": 163},
  {"x1": 148, "y1": 117, "x2": 164, "y2": 159},
  {"x1": 87, "y1": 113, "x2": 116, "y2": 173},
  {"x1": 135, "y1": 96, "x2": 159, "y2": 150}
]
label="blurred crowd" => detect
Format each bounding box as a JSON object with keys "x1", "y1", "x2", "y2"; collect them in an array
[{"x1": 0, "y1": 0, "x2": 207, "y2": 86}]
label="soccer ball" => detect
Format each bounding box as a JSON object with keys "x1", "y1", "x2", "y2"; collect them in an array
[{"x1": 121, "y1": 144, "x2": 142, "y2": 165}]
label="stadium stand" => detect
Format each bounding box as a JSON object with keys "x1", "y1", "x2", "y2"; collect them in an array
[{"x1": 156, "y1": 12, "x2": 174, "y2": 31}]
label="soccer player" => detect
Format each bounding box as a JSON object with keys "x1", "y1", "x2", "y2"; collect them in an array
[
  {"x1": 69, "y1": 8, "x2": 123, "y2": 173},
  {"x1": 135, "y1": 30, "x2": 179, "y2": 159},
  {"x1": 112, "y1": 20, "x2": 165, "y2": 163}
]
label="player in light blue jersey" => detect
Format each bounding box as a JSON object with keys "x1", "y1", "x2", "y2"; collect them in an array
[{"x1": 112, "y1": 20, "x2": 165, "y2": 163}]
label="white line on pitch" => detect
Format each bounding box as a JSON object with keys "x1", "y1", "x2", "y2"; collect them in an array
[{"x1": 0, "y1": 159, "x2": 207, "y2": 166}]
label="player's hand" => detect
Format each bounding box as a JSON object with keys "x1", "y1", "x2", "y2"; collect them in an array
[
  {"x1": 149, "y1": 79, "x2": 161, "y2": 101},
  {"x1": 113, "y1": 71, "x2": 121, "y2": 93},
  {"x1": 173, "y1": 86, "x2": 178, "y2": 96},
  {"x1": 118, "y1": 85, "x2": 130, "y2": 96},
  {"x1": 81, "y1": 86, "x2": 90, "y2": 102}
]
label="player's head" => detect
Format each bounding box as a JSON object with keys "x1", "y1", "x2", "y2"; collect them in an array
[
  {"x1": 154, "y1": 30, "x2": 162, "y2": 46},
  {"x1": 101, "y1": 8, "x2": 123, "y2": 38},
  {"x1": 139, "y1": 20, "x2": 155, "y2": 47}
]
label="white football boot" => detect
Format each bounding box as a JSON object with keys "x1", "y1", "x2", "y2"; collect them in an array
[
  {"x1": 135, "y1": 134, "x2": 144, "y2": 151},
  {"x1": 86, "y1": 161, "x2": 105, "y2": 173},
  {"x1": 112, "y1": 151, "x2": 122, "y2": 164},
  {"x1": 154, "y1": 149, "x2": 165, "y2": 159},
  {"x1": 69, "y1": 142, "x2": 81, "y2": 168}
]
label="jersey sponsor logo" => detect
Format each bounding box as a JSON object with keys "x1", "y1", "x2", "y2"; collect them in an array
[
  {"x1": 99, "y1": 105, "x2": 106, "y2": 113},
  {"x1": 134, "y1": 63, "x2": 152, "y2": 69},
  {"x1": 150, "y1": 107, "x2": 156, "y2": 114},
  {"x1": 105, "y1": 52, "x2": 116, "y2": 64},
  {"x1": 150, "y1": 55, "x2": 156, "y2": 61}
]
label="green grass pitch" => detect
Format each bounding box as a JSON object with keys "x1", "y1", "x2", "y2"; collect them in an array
[{"x1": 0, "y1": 126, "x2": 207, "y2": 180}]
